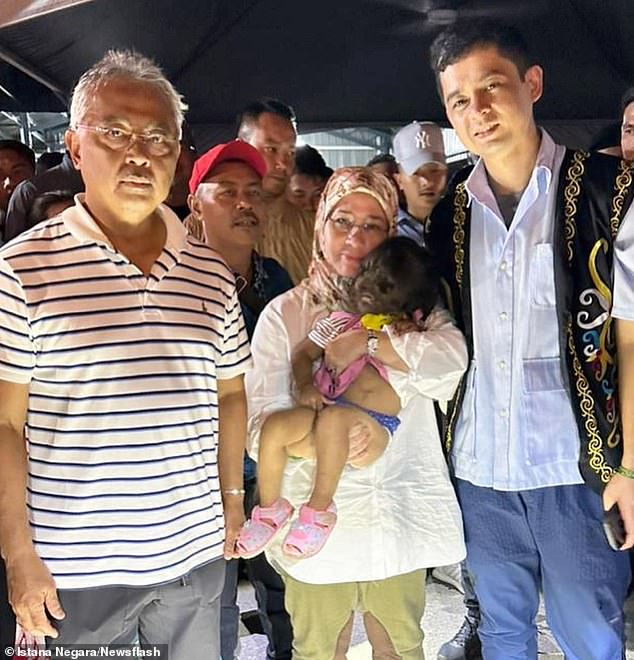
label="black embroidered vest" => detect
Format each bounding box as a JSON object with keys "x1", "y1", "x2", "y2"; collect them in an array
[{"x1": 426, "y1": 150, "x2": 634, "y2": 494}]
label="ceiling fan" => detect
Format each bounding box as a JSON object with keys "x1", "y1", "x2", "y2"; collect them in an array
[{"x1": 381, "y1": 0, "x2": 549, "y2": 34}]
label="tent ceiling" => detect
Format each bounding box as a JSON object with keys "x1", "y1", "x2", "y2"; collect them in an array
[
  {"x1": 0, "y1": 0, "x2": 632, "y2": 140},
  {"x1": 0, "y1": 0, "x2": 92, "y2": 29}
]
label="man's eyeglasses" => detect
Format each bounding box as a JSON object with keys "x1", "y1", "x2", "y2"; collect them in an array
[
  {"x1": 329, "y1": 216, "x2": 388, "y2": 238},
  {"x1": 73, "y1": 125, "x2": 179, "y2": 157}
]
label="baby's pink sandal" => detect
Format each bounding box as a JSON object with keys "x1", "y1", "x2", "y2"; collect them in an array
[
  {"x1": 282, "y1": 503, "x2": 337, "y2": 558},
  {"x1": 236, "y1": 498, "x2": 294, "y2": 559}
]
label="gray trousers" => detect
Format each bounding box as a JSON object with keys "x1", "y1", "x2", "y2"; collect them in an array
[{"x1": 48, "y1": 559, "x2": 225, "y2": 660}]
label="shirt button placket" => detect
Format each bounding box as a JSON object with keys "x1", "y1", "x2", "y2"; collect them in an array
[
  {"x1": 494, "y1": 252, "x2": 513, "y2": 485},
  {"x1": 142, "y1": 289, "x2": 161, "y2": 321}
]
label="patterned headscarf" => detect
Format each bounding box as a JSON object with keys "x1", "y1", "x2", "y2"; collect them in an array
[{"x1": 303, "y1": 166, "x2": 399, "y2": 309}]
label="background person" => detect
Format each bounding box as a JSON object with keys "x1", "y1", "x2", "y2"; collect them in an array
[
  {"x1": 286, "y1": 144, "x2": 332, "y2": 213},
  {"x1": 34, "y1": 152, "x2": 64, "y2": 176},
  {"x1": 590, "y1": 122, "x2": 622, "y2": 157},
  {"x1": 237, "y1": 98, "x2": 315, "y2": 284},
  {"x1": 0, "y1": 140, "x2": 35, "y2": 244},
  {"x1": 366, "y1": 152, "x2": 398, "y2": 180},
  {"x1": 393, "y1": 121, "x2": 448, "y2": 244},
  {"x1": 27, "y1": 190, "x2": 75, "y2": 228},
  {"x1": 621, "y1": 87, "x2": 634, "y2": 161},
  {"x1": 186, "y1": 139, "x2": 294, "y2": 660},
  {"x1": 165, "y1": 121, "x2": 197, "y2": 219},
  {"x1": 4, "y1": 149, "x2": 83, "y2": 243},
  {"x1": 366, "y1": 152, "x2": 405, "y2": 210}
]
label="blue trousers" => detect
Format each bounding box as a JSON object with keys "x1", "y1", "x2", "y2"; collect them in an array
[{"x1": 455, "y1": 479, "x2": 630, "y2": 660}]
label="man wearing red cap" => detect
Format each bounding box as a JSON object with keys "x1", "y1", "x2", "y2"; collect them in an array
[
  {"x1": 237, "y1": 98, "x2": 315, "y2": 284},
  {"x1": 186, "y1": 141, "x2": 294, "y2": 660}
]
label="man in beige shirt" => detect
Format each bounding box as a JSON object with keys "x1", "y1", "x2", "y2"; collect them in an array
[{"x1": 237, "y1": 98, "x2": 315, "y2": 283}]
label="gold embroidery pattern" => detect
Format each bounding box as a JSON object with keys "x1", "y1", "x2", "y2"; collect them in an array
[
  {"x1": 610, "y1": 160, "x2": 634, "y2": 239},
  {"x1": 566, "y1": 318, "x2": 613, "y2": 484},
  {"x1": 563, "y1": 151, "x2": 618, "y2": 481},
  {"x1": 579, "y1": 240, "x2": 620, "y2": 448},
  {"x1": 445, "y1": 182, "x2": 469, "y2": 452},
  {"x1": 452, "y1": 182, "x2": 467, "y2": 288},
  {"x1": 445, "y1": 377, "x2": 466, "y2": 454},
  {"x1": 582, "y1": 239, "x2": 613, "y2": 381},
  {"x1": 602, "y1": 162, "x2": 633, "y2": 447},
  {"x1": 563, "y1": 151, "x2": 587, "y2": 262},
  {"x1": 607, "y1": 412, "x2": 620, "y2": 449}
]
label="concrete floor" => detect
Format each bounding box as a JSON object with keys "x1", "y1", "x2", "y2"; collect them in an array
[{"x1": 237, "y1": 573, "x2": 634, "y2": 659}]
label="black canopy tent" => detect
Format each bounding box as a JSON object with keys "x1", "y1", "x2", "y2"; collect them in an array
[{"x1": 0, "y1": 0, "x2": 633, "y2": 148}]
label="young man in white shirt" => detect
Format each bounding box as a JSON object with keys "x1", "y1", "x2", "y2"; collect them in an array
[{"x1": 427, "y1": 20, "x2": 634, "y2": 659}]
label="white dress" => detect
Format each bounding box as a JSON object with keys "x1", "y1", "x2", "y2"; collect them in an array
[{"x1": 246, "y1": 285, "x2": 468, "y2": 584}]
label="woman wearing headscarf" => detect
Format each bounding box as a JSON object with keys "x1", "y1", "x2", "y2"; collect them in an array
[{"x1": 245, "y1": 167, "x2": 467, "y2": 659}]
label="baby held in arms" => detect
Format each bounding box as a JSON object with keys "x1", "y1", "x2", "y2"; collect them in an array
[{"x1": 237, "y1": 237, "x2": 440, "y2": 559}]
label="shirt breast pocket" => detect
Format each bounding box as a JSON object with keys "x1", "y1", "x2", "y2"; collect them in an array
[{"x1": 530, "y1": 243, "x2": 556, "y2": 308}]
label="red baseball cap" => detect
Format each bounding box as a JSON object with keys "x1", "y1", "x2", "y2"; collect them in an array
[{"x1": 188, "y1": 140, "x2": 268, "y2": 194}]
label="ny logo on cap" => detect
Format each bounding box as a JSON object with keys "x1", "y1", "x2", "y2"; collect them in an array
[{"x1": 415, "y1": 128, "x2": 431, "y2": 150}]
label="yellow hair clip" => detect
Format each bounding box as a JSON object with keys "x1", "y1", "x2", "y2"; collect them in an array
[{"x1": 360, "y1": 313, "x2": 396, "y2": 331}]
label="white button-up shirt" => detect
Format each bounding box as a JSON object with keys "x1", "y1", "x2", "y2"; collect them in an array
[{"x1": 453, "y1": 131, "x2": 634, "y2": 491}]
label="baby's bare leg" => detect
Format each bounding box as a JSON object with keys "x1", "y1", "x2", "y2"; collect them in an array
[
  {"x1": 308, "y1": 406, "x2": 389, "y2": 510},
  {"x1": 258, "y1": 407, "x2": 316, "y2": 506},
  {"x1": 343, "y1": 365, "x2": 400, "y2": 416}
]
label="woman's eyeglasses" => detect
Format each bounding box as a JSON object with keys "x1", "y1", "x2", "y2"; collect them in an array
[{"x1": 328, "y1": 216, "x2": 388, "y2": 238}]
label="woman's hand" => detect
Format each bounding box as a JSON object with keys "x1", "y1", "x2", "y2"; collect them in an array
[
  {"x1": 347, "y1": 421, "x2": 371, "y2": 463},
  {"x1": 296, "y1": 383, "x2": 324, "y2": 410},
  {"x1": 391, "y1": 318, "x2": 423, "y2": 337},
  {"x1": 323, "y1": 328, "x2": 368, "y2": 372}
]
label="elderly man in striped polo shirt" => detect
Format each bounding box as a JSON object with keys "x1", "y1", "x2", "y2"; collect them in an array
[{"x1": 0, "y1": 51, "x2": 251, "y2": 658}]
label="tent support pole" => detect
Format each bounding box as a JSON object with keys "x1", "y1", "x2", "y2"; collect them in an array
[{"x1": 0, "y1": 44, "x2": 67, "y2": 105}]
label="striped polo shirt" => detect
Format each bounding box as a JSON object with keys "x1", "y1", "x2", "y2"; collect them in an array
[{"x1": 0, "y1": 196, "x2": 251, "y2": 589}]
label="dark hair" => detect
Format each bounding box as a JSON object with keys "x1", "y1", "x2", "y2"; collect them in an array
[
  {"x1": 180, "y1": 120, "x2": 197, "y2": 154},
  {"x1": 28, "y1": 190, "x2": 74, "y2": 228},
  {"x1": 35, "y1": 151, "x2": 64, "y2": 176},
  {"x1": 589, "y1": 123, "x2": 622, "y2": 152},
  {"x1": 621, "y1": 87, "x2": 634, "y2": 117},
  {"x1": 294, "y1": 144, "x2": 331, "y2": 180},
  {"x1": 430, "y1": 19, "x2": 535, "y2": 83},
  {"x1": 0, "y1": 139, "x2": 35, "y2": 169},
  {"x1": 366, "y1": 153, "x2": 396, "y2": 168},
  {"x1": 236, "y1": 98, "x2": 297, "y2": 140},
  {"x1": 342, "y1": 237, "x2": 439, "y2": 319}
]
